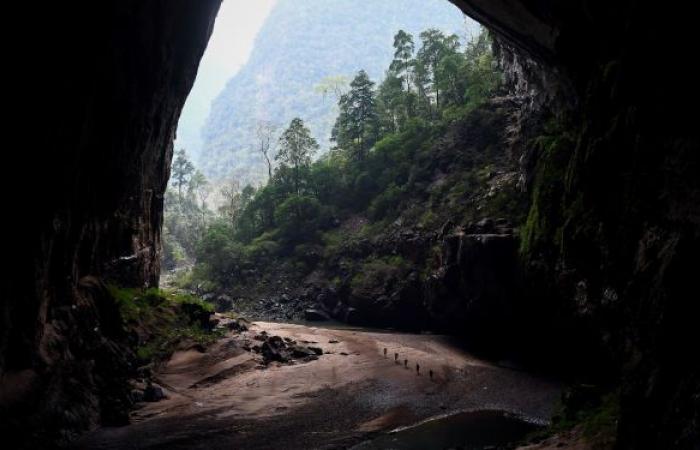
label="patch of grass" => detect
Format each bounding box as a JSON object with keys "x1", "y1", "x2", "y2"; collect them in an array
[
  {"x1": 166, "y1": 290, "x2": 214, "y2": 312},
  {"x1": 107, "y1": 285, "x2": 220, "y2": 365}
]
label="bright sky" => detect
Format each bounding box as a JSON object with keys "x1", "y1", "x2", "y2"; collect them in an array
[{"x1": 176, "y1": 0, "x2": 277, "y2": 163}]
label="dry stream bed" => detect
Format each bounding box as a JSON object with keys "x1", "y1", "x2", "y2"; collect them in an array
[{"x1": 78, "y1": 319, "x2": 561, "y2": 449}]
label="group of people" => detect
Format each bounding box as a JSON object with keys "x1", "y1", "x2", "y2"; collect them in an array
[{"x1": 383, "y1": 347, "x2": 434, "y2": 380}]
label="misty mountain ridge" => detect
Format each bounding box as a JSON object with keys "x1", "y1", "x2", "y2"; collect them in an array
[{"x1": 198, "y1": 0, "x2": 477, "y2": 184}]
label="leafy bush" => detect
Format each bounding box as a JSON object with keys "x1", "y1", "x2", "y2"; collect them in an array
[
  {"x1": 368, "y1": 183, "x2": 403, "y2": 220},
  {"x1": 274, "y1": 194, "x2": 322, "y2": 243},
  {"x1": 187, "y1": 27, "x2": 504, "y2": 291},
  {"x1": 107, "y1": 286, "x2": 220, "y2": 363},
  {"x1": 350, "y1": 255, "x2": 408, "y2": 295}
]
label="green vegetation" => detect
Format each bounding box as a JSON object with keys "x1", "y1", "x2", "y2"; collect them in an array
[
  {"x1": 198, "y1": 0, "x2": 476, "y2": 183},
  {"x1": 519, "y1": 119, "x2": 575, "y2": 258},
  {"x1": 107, "y1": 286, "x2": 220, "y2": 364},
  {"x1": 163, "y1": 27, "x2": 505, "y2": 293},
  {"x1": 351, "y1": 256, "x2": 408, "y2": 292},
  {"x1": 526, "y1": 389, "x2": 619, "y2": 448}
]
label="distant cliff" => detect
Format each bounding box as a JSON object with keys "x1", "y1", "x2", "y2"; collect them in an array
[{"x1": 199, "y1": 0, "x2": 475, "y2": 183}]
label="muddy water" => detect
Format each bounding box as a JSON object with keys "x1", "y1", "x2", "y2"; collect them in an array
[{"x1": 352, "y1": 410, "x2": 542, "y2": 449}]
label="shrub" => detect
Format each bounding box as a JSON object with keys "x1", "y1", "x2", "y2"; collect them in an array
[
  {"x1": 274, "y1": 194, "x2": 322, "y2": 243},
  {"x1": 368, "y1": 183, "x2": 403, "y2": 220}
]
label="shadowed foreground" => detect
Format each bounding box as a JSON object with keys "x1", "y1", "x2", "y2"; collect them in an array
[{"x1": 78, "y1": 321, "x2": 560, "y2": 449}]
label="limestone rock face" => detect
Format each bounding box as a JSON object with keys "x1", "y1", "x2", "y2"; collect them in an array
[
  {"x1": 425, "y1": 225, "x2": 519, "y2": 347},
  {"x1": 448, "y1": 1, "x2": 699, "y2": 447},
  {"x1": 2, "y1": 0, "x2": 221, "y2": 444},
  {"x1": 1, "y1": 1, "x2": 697, "y2": 448}
]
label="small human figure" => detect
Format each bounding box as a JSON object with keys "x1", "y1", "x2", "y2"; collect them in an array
[
  {"x1": 404, "y1": 359, "x2": 408, "y2": 368},
  {"x1": 394, "y1": 353, "x2": 399, "y2": 363},
  {"x1": 383, "y1": 348, "x2": 387, "y2": 357},
  {"x1": 429, "y1": 369, "x2": 434, "y2": 380},
  {"x1": 416, "y1": 363, "x2": 420, "y2": 375}
]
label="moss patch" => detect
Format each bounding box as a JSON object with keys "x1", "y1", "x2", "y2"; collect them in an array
[{"x1": 107, "y1": 286, "x2": 220, "y2": 365}]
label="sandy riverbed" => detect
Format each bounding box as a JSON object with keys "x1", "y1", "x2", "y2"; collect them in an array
[{"x1": 77, "y1": 320, "x2": 560, "y2": 449}]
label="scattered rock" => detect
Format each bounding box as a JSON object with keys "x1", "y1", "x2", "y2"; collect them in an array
[
  {"x1": 130, "y1": 389, "x2": 144, "y2": 403},
  {"x1": 143, "y1": 383, "x2": 166, "y2": 402},
  {"x1": 261, "y1": 338, "x2": 288, "y2": 364},
  {"x1": 253, "y1": 331, "x2": 268, "y2": 341},
  {"x1": 226, "y1": 318, "x2": 249, "y2": 332},
  {"x1": 252, "y1": 333, "x2": 325, "y2": 365},
  {"x1": 291, "y1": 346, "x2": 316, "y2": 358},
  {"x1": 214, "y1": 294, "x2": 233, "y2": 312}
]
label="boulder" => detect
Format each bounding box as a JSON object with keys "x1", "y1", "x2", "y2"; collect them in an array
[
  {"x1": 214, "y1": 294, "x2": 233, "y2": 312},
  {"x1": 226, "y1": 318, "x2": 249, "y2": 332},
  {"x1": 129, "y1": 389, "x2": 144, "y2": 403},
  {"x1": 143, "y1": 383, "x2": 166, "y2": 402},
  {"x1": 291, "y1": 345, "x2": 316, "y2": 358},
  {"x1": 261, "y1": 339, "x2": 288, "y2": 363}
]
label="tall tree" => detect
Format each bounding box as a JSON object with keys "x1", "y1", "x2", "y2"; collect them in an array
[
  {"x1": 188, "y1": 170, "x2": 209, "y2": 230},
  {"x1": 390, "y1": 30, "x2": 415, "y2": 94},
  {"x1": 331, "y1": 70, "x2": 379, "y2": 161},
  {"x1": 171, "y1": 148, "x2": 195, "y2": 203},
  {"x1": 255, "y1": 120, "x2": 278, "y2": 180},
  {"x1": 416, "y1": 29, "x2": 460, "y2": 114},
  {"x1": 377, "y1": 72, "x2": 405, "y2": 134},
  {"x1": 276, "y1": 118, "x2": 319, "y2": 194},
  {"x1": 462, "y1": 29, "x2": 499, "y2": 105}
]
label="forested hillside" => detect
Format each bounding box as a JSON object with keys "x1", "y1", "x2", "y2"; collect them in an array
[
  {"x1": 199, "y1": 0, "x2": 476, "y2": 184},
  {"x1": 165, "y1": 27, "x2": 521, "y2": 333}
]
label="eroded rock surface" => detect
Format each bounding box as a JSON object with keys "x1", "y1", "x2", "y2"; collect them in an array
[{"x1": 2, "y1": 1, "x2": 222, "y2": 445}]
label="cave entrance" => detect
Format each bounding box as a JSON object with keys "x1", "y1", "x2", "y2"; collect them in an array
[{"x1": 162, "y1": 0, "x2": 505, "y2": 330}]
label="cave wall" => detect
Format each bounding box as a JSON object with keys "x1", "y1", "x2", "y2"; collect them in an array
[
  {"x1": 1, "y1": 0, "x2": 697, "y2": 447},
  {"x1": 2, "y1": 0, "x2": 221, "y2": 444},
  {"x1": 450, "y1": 1, "x2": 699, "y2": 448}
]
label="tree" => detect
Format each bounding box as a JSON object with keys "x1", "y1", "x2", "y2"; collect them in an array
[
  {"x1": 314, "y1": 75, "x2": 350, "y2": 102},
  {"x1": 390, "y1": 30, "x2": 415, "y2": 94},
  {"x1": 416, "y1": 29, "x2": 460, "y2": 114},
  {"x1": 462, "y1": 28, "x2": 500, "y2": 105},
  {"x1": 436, "y1": 52, "x2": 467, "y2": 108},
  {"x1": 331, "y1": 70, "x2": 379, "y2": 161},
  {"x1": 220, "y1": 177, "x2": 242, "y2": 226},
  {"x1": 276, "y1": 118, "x2": 319, "y2": 195},
  {"x1": 377, "y1": 72, "x2": 405, "y2": 134},
  {"x1": 274, "y1": 194, "x2": 321, "y2": 243},
  {"x1": 171, "y1": 148, "x2": 195, "y2": 203},
  {"x1": 389, "y1": 30, "x2": 417, "y2": 123},
  {"x1": 188, "y1": 170, "x2": 209, "y2": 231},
  {"x1": 255, "y1": 120, "x2": 278, "y2": 180}
]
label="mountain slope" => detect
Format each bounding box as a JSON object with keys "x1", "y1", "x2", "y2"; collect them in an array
[{"x1": 199, "y1": 0, "x2": 477, "y2": 183}]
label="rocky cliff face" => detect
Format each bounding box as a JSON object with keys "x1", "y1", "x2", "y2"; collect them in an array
[
  {"x1": 447, "y1": 1, "x2": 699, "y2": 448},
  {"x1": 2, "y1": 1, "x2": 221, "y2": 445},
  {"x1": 2, "y1": 1, "x2": 698, "y2": 448}
]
